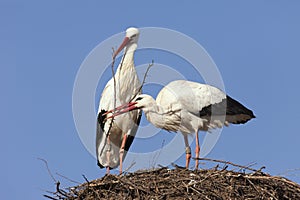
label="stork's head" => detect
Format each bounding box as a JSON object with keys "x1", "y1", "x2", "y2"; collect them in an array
[
  {"x1": 113, "y1": 27, "x2": 140, "y2": 59},
  {"x1": 125, "y1": 27, "x2": 140, "y2": 44},
  {"x1": 131, "y1": 94, "x2": 155, "y2": 111},
  {"x1": 105, "y1": 94, "x2": 155, "y2": 119}
]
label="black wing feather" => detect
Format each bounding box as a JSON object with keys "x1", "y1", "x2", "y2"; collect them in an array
[
  {"x1": 123, "y1": 113, "x2": 142, "y2": 156},
  {"x1": 96, "y1": 109, "x2": 107, "y2": 169},
  {"x1": 199, "y1": 95, "x2": 255, "y2": 124}
]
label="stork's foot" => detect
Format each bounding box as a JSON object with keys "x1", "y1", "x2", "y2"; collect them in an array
[{"x1": 185, "y1": 147, "x2": 191, "y2": 169}]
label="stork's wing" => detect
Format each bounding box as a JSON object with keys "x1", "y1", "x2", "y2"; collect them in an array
[
  {"x1": 96, "y1": 109, "x2": 108, "y2": 168},
  {"x1": 96, "y1": 79, "x2": 143, "y2": 169},
  {"x1": 158, "y1": 80, "x2": 255, "y2": 125},
  {"x1": 157, "y1": 80, "x2": 226, "y2": 115},
  {"x1": 199, "y1": 95, "x2": 255, "y2": 124},
  {"x1": 96, "y1": 81, "x2": 112, "y2": 168}
]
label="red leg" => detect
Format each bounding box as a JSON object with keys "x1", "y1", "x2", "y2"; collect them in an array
[
  {"x1": 119, "y1": 134, "x2": 128, "y2": 175},
  {"x1": 106, "y1": 135, "x2": 111, "y2": 174},
  {"x1": 185, "y1": 147, "x2": 191, "y2": 168},
  {"x1": 183, "y1": 134, "x2": 191, "y2": 169},
  {"x1": 195, "y1": 129, "x2": 200, "y2": 169}
]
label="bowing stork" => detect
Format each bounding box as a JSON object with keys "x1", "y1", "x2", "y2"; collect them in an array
[
  {"x1": 106, "y1": 80, "x2": 255, "y2": 169},
  {"x1": 96, "y1": 27, "x2": 142, "y2": 174}
]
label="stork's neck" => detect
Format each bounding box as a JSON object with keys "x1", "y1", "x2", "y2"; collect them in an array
[
  {"x1": 118, "y1": 43, "x2": 137, "y2": 71},
  {"x1": 143, "y1": 103, "x2": 167, "y2": 129},
  {"x1": 114, "y1": 42, "x2": 139, "y2": 103}
]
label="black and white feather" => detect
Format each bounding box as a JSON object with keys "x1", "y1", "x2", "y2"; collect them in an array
[
  {"x1": 124, "y1": 80, "x2": 255, "y2": 133},
  {"x1": 96, "y1": 27, "x2": 142, "y2": 170},
  {"x1": 106, "y1": 79, "x2": 255, "y2": 169}
]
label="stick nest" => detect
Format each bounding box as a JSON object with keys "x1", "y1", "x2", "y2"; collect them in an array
[{"x1": 46, "y1": 164, "x2": 300, "y2": 200}]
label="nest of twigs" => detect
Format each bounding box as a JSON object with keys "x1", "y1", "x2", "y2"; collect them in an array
[{"x1": 45, "y1": 159, "x2": 300, "y2": 200}]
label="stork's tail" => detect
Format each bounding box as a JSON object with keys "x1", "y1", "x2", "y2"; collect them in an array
[
  {"x1": 225, "y1": 95, "x2": 255, "y2": 124},
  {"x1": 200, "y1": 95, "x2": 255, "y2": 125}
]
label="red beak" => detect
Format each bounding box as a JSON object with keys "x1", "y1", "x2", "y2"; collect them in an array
[
  {"x1": 113, "y1": 36, "x2": 130, "y2": 59},
  {"x1": 105, "y1": 102, "x2": 138, "y2": 119},
  {"x1": 102, "y1": 102, "x2": 133, "y2": 116}
]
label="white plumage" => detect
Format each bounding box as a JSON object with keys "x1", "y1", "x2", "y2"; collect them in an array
[
  {"x1": 107, "y1": 80, "x2": 255, "y2": 169},
  {"x1": 96, "y1": 27, "x2": 142, "y2": 174}
]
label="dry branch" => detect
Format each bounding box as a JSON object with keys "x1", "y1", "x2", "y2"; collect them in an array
[
  {"x1": 193, "y1": 157, "x2": 265, "y2": 174},
  {"x1": 38, "y1": 158, "x2": 57, "y2": 183},
  {"x1": 130, "y1": 60, "x2": 154, "y2": 102},
  {"x1": 56, "y1": 173, "x2": 81, "y2": 185},
  {"x1": 106, "y1": 48, "x2": 118, "y2": 137},
  {"x1": 45, "y1": 159, "x2": 300, "y2": 200}
]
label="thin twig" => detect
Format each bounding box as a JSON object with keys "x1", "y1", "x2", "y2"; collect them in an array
[
  {"x1": 112, "y1": 48, "x2": 118, "y2": 115},
  {"x1": 151, "y1": 139, "x2": 165, "y2": 168},
  {"x1": 37, "y1": 158, "x2": 57, "y2": 183},
  {"x1": 130, "y1": 60, "x2": 154, "y2": 102},
  {"x1": 43, "y1": 194, "x2": 58, "y2": 200},
  {"x1": 106, "y1": 49, "x2": 127, "y2": 135},
  {"x1": 56, "y1": 172, "x2": 81, "y2": 184},
  {"x1": 122, "y1": 161, "x2": 137, "y2": 175},
  {"x1": 56, "y1": 181, "x2": 72, "y2": 198},
  {"x1": 171, "y1": 163, "x2": 186, "y2": 169},
  {"x1": 235, "y1": 161, "x2": 257, "y2": 172},
  {"x1": 118, "y1": 177, "x2": 150, "y2": 194},
  {"x1": 246, "y1": 177, "x2": 260, "y2": 194},
  {"x1": 82, "y1": 174, "x2": 90, "y2": 183},
  {"x1": 193, "y1": 157, "x2": 264, "y2": 173},
  {"x1": 106, "y1": 48, "x2": 117, "y2": 137},
  {"x1": 245, "y1": 175, "x2": 300, "y2": 190},
  {"x1": 277, "y1": 168, "x2": 300, "y2": 176}
]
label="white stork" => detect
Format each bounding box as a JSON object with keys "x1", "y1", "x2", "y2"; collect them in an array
[
  {"x1": 106, "y1": 80, "x2": 255, "y2": 169},
  {"x1": 96, "y1": 27, "x2": 142, "y2": 174}
]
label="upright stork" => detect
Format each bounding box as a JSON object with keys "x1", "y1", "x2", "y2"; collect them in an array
[
  {"x1": 106, "y1": 80, "x2": 255, "y2": 169},
  {"x1": 96, "y1": 27, "x2": 141, "y2": 174}
]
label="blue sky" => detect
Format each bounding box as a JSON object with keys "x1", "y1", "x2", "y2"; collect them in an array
[{"x1": 3, "y1": 1, "x2": 300, "y2": 199}]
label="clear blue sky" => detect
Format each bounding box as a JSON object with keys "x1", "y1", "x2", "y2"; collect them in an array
[{"x1": 2, "y1": 1, "x2": 300, "y2": 199}]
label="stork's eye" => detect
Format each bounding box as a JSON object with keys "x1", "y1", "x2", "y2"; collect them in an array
[
  {"x1": 131, "y1": 34, "x2": 137, "y2": 38},
  {"x1": 136, "y1": 97, "x2": 143, "y2": 101}
]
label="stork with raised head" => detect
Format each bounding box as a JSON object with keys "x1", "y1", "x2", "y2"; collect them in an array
[
  {"x1": 106, "y1": 80, "x2": 255, "y2": 169},
  {"x1": 96, "y1": 27, "x2": 142, "y2": 174}
]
